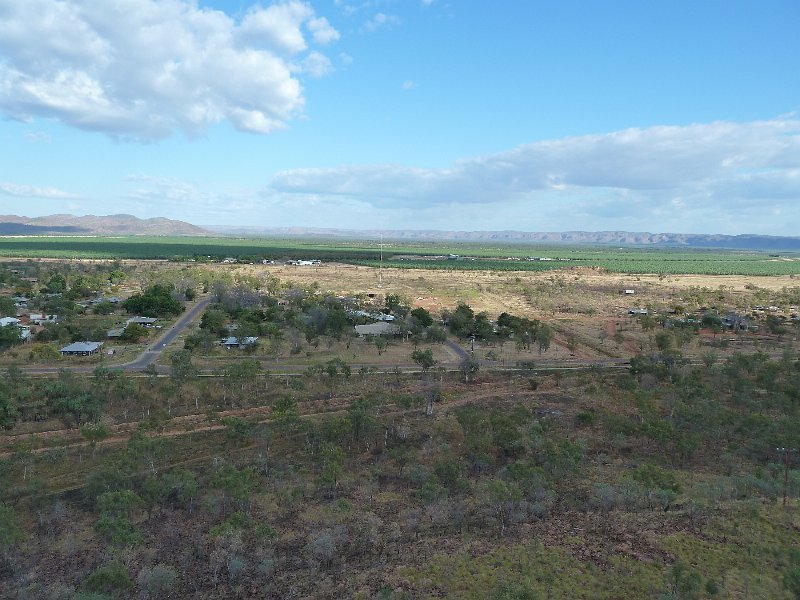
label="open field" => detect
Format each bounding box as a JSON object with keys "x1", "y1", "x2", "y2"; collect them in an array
[{"x1": 1, "y1": 235, "x2": 800, "y2": 275}]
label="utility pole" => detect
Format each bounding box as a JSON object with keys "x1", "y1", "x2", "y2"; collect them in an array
[
  {"x1": 379, "y1": 233, "x2": 383, "y2": 288},
  {"x1": 777, "y1": 447, "x2": 794, "y2": 507}
]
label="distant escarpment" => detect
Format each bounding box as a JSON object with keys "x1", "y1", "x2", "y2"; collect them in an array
[{"x1": 210, "y1": 226, "x2": 800, "y2": 251}]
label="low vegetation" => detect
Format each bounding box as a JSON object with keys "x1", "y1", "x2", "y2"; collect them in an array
[{"x1": 0, "y1": 253, "x2": 799, "y2": 598}]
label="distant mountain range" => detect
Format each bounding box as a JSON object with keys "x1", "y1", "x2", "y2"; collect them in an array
[
  {"x1": 210, "y1": 226, "x2": 800, "y2": 251},
  {"x1": 2, "y1": 216, "x2": 799, "y2": 251},
  {"x1": 0, "y1": 214, "x2": 208, "y2": 236}
]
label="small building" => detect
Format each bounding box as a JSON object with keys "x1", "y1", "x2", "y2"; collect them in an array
[
  {"x1": 60, "y1": 341, "x2": 104, "y2": 356},
  {"x1": 91, "y1": 296, "x2": 120, "y2": 305},
  {"x1": 28, "y1": 313, "x2": 58, "y2": 326},
  {"x1": 354, "y1": 322, "x2": 400, "y2": 336},
  {"x1": 221, "y1": 336, "x2": 259, "y2": 349},
  {"x1": 126, "y1": 316, "x2": 158, "y2": 327},
  {"x1": 622, "y1": 289, "x2": 635, "y2": 295},
  {"x1": 107, "y1": 328, "x2": 125, "y2": 339},
  {"x1": 0, "y1": 316, "x2": 21, "y2": 327},
  {"x1": 628, "y1": 308, "x2": 648, "y2": 316},
  {"x1": 287, "y1": 259, "x2": 321, "y2": 266}
]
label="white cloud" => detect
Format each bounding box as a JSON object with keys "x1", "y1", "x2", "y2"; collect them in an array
[
  {"x1": 401, "y1": 80, "x2": 417, "y2": 91},
  {"x1": 0, "y1": 0, "x2": 339, "y2": 140},
  {"x1": 307, "y1": 16, "x2": 340, "y2": 44},
  {"x1": 0, "y1": 182, "x2": 77, "y2": 199},
  {"x1": 239, "y1": 1, "x2": 313, "y2": 54},
  {"x1": 267, "y1": 118, "x2": 800, "y2": 233},
  {"x1": 297, "y1": 51, "x2": 333, "y2": 78},
  {"x1": 362, "y1": 13, "x2": 400, "y2": 33}
]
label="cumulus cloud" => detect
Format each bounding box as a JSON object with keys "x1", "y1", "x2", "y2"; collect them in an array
[
  {"x1": 239, "y1": 2, "x2": 313, "y2": 54},
  {"x1": 269, "y1": 118, "x2": 800, "y2": 210},
  {"x1": 307, "y1": 17, "x2": 340, "y2": 44},
  {"x1": 297, "y1": 52, "x2": 333, "y2": 78},
  {"x1": 265, "y1": 118, "x2": 800, "y2": 233},
  {"x1": 0, "y1": 182, "x2": 77, "y2": 199},
  {"x1": 362, "y1": 13, "x2": 400, "y2": 33},
  {"x1": 0, "y1": 0, "x2": 339, "y2": 140}
]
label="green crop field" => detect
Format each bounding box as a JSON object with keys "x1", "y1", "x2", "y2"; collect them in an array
[{"x1": 0, "y1": 235, "x2": 799, "y2": 275}]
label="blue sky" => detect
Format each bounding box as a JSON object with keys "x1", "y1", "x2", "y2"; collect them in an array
[{"x1": 1, "y1": 0, "x2": 799, "y2": 235}]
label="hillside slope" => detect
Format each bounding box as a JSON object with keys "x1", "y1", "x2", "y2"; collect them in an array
[{"x1": 0, "y1": 214, "x2": 209, "y2": 236}]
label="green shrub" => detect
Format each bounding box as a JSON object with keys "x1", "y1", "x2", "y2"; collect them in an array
[
  {"x1": 575, "y1": 411, "x2": 597, "y2": 427},
  {"x1": 94, "y1": 515, "x2": 142, "y2": 546},
  {"x1": 137, "y1": 564, "x2": 177, "y2": 598},
  {"x1": 84, "y1": 561, "x2": 132, "y2": 595}
]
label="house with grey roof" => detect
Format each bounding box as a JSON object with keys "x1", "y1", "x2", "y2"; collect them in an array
[
  {"x1": 354, "y1": 322, "x2": 401, "y2": 336},
  {"x1": 126, "y1": 316, "x2": 158, "y2": 326},
  {"x1": 60, "y1": 341, "x2": 104, "y2": 356},
  {"x1": 221, "y1": 336, "x2": 259, "y2": 349}
]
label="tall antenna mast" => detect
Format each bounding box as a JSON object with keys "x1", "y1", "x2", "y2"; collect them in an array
[{"x1": 379, "y1": 232, "x2": 383, "y2": 287}]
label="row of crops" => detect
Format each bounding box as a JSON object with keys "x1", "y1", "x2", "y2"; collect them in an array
[{"x1": 0, "y1": 236, "x2": 798, "y2": 275}]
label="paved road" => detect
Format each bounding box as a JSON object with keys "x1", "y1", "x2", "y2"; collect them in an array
[
  {"x1": 444, "y1": 339, "x2": 469, "y2": 361},
  {"x1": 20, "y1": 295, "x2": 213, "y2": 375},
  {"x1": 16, "y1": 295, "x2": 642, "y2": 377},
  {"x1": 121, "y1": 295, "x2": 213, "y2": 371}
]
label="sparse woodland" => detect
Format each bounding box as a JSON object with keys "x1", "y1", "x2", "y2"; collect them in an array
[{"x1": 1, "y1": 258, "x2": 799, "y2": 599}]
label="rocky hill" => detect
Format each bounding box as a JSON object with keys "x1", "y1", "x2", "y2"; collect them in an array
[{"x1": 0, "y1": 214, "x2": 209, "y2": 236}]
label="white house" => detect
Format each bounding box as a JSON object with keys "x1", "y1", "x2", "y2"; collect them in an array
[
  {"x1": 28, "y1": 313, "x2": 58, "y2": 325},
  {"x1": 287, "y1": 259, "x2": 321, "y2": 266}
]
